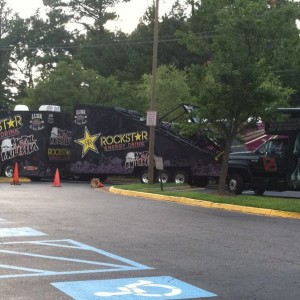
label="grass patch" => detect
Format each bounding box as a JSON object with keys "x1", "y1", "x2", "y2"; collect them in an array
[{"x1": 114, "y1": 183, "x2": 300, "y2": 213}]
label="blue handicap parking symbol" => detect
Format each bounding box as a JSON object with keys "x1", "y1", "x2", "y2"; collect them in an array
[{"x1": 52, "y1": 276, "x2": 217, "y2": 300}]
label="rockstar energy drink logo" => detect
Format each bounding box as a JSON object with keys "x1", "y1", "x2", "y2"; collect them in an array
[
  {"x1": 48, "y1": 148, "x2": 71, "y2": 161},
  {"x1": 0, "y1": 115, "x2": 23, "y2": 138},
  {"x1": 100, "y1": 131, "x2": 148, "y2": 152}
]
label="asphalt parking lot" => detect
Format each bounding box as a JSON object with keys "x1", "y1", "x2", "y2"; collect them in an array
[{"x1": 0, "y1": 180, "x2": 299, "y2": 299}]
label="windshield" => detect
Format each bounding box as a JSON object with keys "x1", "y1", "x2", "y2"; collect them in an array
[{"x1": 256, "y1": 139, "x2": 287, "y2": 156}]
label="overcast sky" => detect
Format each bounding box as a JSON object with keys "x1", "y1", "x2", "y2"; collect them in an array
[{"x1": 7, "y1": 0, "x2": 176, "y2": 33}]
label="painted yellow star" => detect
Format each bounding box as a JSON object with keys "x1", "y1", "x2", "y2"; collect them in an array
[
  {"x1": 75, "y1": 126, "x2": 100, "y2": 157},
  {"x1": 135, "y1": 132, "x2": 142, "y2": 141},
  {"x1": 7, "y1": 118, "x2": 15, "y2": 128}
]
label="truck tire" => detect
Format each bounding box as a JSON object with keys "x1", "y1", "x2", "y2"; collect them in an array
[
  {"x1": 156, "y1": 171, "x2": 170, "y2": 183},
  {"x1": 2, "y1": 162, "x2": 14, "y2": 178},
  {"x1": 228, "y1": 174, "x2": 244, "y2": 195},
  {"x1": 173, "y1": 170, "x2": 189, "y2": 184},
  {"x1": 254, "y1": 188, "x2": 265, "y2": 196},
  {"x1": 139, "y1": 169, "x2": 149, "y2": 184},
  {"x1": 194, "y1": 176, "x2": 209, "y2": 187}
]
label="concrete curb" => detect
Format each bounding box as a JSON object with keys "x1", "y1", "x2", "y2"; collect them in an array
[
  {"x1": 108, "y1": 187, "x2": 300, "y2": 220},
  {"x1": 0, "y1": 177, "x2": 31, "y2": 183}
]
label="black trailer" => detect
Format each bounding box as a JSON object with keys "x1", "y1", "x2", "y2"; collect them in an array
[
  {"x1": 0, "y1": 106, "x2": 72, "y2": 179},
  {"x1": 70, "y1": 104, "x2": 221, "y2": 185}
]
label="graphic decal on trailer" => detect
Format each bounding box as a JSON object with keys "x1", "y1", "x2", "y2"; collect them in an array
[
  {"x1": 0, "y1": 115, "x2": 23, "y2": 138},
  {"x1": 30, "y1": 113, "x2": 45, "y2": 131},
  {"x1": 75, "y1": 126, "x2": 101, "y2": 157},
  {"x1": 100, "y1": 131, "x2": 148, "y2": 152},
  {"x1": 1, "y1": 135, "x2": 39, "y2": 161}
]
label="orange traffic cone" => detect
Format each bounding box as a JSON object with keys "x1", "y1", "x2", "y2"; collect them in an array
[
  {"x1": 53, "y1": 168, "x2": 61, "y2": 187},
  {"x1": 11, "y1": 162, "x2": 21, "y2": 185}
]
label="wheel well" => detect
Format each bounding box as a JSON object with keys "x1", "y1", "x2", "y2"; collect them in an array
[
  {"x1": 227, "y1": 168, "x2": 249, "y2": 184},
  {"x1": 172, "y1": 168, "x2": 192, "y2": 184},
  {"x1": 1, "y1": 161, "x2": 15, "y2": 178}
]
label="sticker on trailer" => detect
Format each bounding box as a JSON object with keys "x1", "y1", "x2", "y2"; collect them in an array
[{"x1": 52, "y1": 276, "x2": 217, "y2": 300}]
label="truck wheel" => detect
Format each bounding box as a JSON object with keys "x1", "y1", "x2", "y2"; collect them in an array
[
  {"x1": 173, "y1": 170, "x2": 189, "y2": 184},
  {"x1": 139, "y1": 169, "x2": 149, "y2": 184},
  {"x1": 254, "y1": 188, "x2": 265, "y2": 196},
  {"x1": 228, "y1": 174, "x2": 244, "y2": 195},
  {"x1": 2, "y1": 163, "x2": 14, "y2": 178},
  {"x1": 194, "y1": 176, "x2": 209, "y2": 187},
  {"x1": 156, "y1": 171, "x2": 170, "y2": 183}
]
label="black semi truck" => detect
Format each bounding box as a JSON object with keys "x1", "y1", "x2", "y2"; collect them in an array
[
  {"x1": 0, "y1": 105, "x2": 72, "y2": 179},
  {"x1": 228, "y1": 108, "x2": 300, "y2": 195},
  {"x1": 70, "y1": 104, "x2": 222, "y2": 185}
]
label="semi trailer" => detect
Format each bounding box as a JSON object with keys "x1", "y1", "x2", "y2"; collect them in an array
[
  {"x1": 70, "y1": 104, "x2": 222, "y2": 185},
  {"x1": 0, "y1": 105, "x2": 72, "y2": 179},
  {"x1": 1, "y1": 104, "x2": 224, "y2": 185}
]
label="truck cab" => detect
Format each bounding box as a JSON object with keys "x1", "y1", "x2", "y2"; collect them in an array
[
  {"x1": 228, "y1": 108, "x2": 300, "y2": 195},
  {"x1": 228, "y1": 137, "x2": 292, "y2": 195}
]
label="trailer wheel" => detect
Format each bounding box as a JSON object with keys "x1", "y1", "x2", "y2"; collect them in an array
[
  {"x1": 194, "y1": 176, "x2": 209, "y2": 187},
  {"x1": 173, "y1": 170, "x2": 189, "y2": 184},
  {"x1": 228, "y1": 174, "x2": 244, "y2": 195},
  {"x1": 2, "y1": 162, "x2": 14, "y2": 178},
  {"x1": 254, "y1": 188, "x2": 265, "y2": 196},
  {"x1": 139, "y1": 169, "x2": 149, "y2": 184},
  {"x1": 156, "y1": 171, "x2": 170, "y2": 183}
]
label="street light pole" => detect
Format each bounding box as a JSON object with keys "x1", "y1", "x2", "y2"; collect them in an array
[{"x1": 148, "y1": 0, "x2": 159, "y2": 184}]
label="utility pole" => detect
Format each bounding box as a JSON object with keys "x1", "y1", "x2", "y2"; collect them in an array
[{"x1": 147, "y1": 0, "x2": 159, "y2": 184}]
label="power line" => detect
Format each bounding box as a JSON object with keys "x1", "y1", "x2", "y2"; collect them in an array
[{"x1": 0, "y1": 31, "x2": 218, "y2": 51}]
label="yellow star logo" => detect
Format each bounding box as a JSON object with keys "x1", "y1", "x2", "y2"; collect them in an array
[
  {"x1": 75, "y1": 126, "x2": 100, "y2": 157},
  {"x1": 7, "y1": 118, "x2": 15, "y2": 128},
  {"x1": 135, "y1": 132, "x2": 142, "y2": 141}
]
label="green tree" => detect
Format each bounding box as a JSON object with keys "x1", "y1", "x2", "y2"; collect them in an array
[
  {"x1": 125, "y1": 1, "x2": 200, "y2": 81},
  {"x1": 43, "y1": 0, "x2": 130, "y2": 33},
  {"x1": 184, "y1": 0, "x2": 298, "y2": 193},
  {"x1": 11, "y1": 9, "x2": 73, "y2": 91},
  {"x1": 42, "y1": 1, "x2": 135, "y2": 80},
  {"x1": 137, "y1": 65, "x2": 192, "y2": 118},
  {"x1": 158, "y1": 0, "x2": 201, "y2": 69},
  {"x1": 0, "y1": 0, "x2": 14, "y2": 108},
  {"x1": 109, "y1": 80, "x2": 144, "y2": 112},
  {"x1": 21, "y1": 60, "x2": 122, "y2": 112},
  {"x1": 74, "y1": 30, "x2": 129, "y2": 77},
  {"x1": 264, "y1": 0, "x2": 300, "y2": 105}
]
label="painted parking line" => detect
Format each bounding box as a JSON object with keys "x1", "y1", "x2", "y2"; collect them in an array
[
  {"x1": 0, "y1": 239, "x2": 152, "y2": 278},
  {"x1": 0, "y1": 227, "x2": 47, "y2": 237},
  {"x1": 0, "y1": 218, "x2": 12, "y2": 224},
  {"x1": 52, "y1": 276, "x2": 217, "y2": 300}
]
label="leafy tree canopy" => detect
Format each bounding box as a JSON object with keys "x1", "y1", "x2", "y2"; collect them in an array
[
  {"x1": 0, "y1": 0, "x2": 15, "y2": 108},
  {"x1": 184, "y1": 0, "x2": 300, "y2": 192},
  {"x1": 43, "y1": 0, "x2": 130, "y2": 33},
  {"x1": 137, "y1": 65, "x2": 192, "y2": 118},
  {"x1": 19, "y1": 60, "x2": 122, "y2": 112}
]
